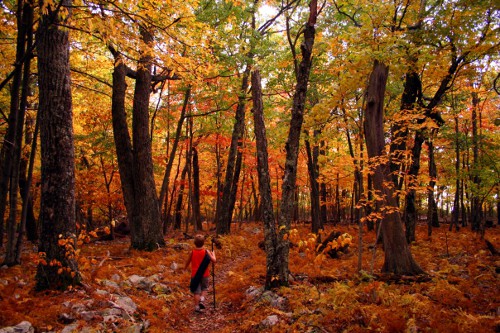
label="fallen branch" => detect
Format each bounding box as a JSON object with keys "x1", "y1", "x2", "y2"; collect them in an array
[{"x1": 485, "y1": 239, "x2": 498, "y2": 256}]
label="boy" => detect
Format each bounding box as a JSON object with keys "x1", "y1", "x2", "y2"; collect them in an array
[{"x1": 184, "y1": 234, "x2": 216, "y2": 313}]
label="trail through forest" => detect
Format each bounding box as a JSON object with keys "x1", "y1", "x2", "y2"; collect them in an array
[
  {"x1": 0, "y1": 223, "x2": 499, "y2": 332},
  {"x1": 185, "y1": 243, "x2": 252, "y2": 333}
]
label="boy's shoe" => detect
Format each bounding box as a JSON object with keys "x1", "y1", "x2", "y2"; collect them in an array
[
  {"x1": 195, "y1": 305, "x2": 204, "y2": 313},
  {"x1": 199, "y1": 302, "x2": 205, "y2": 310}
]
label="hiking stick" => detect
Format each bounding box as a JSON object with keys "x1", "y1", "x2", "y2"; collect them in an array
[{"x1": 211, "y1": 238, "x2": 216, "y2": 309}]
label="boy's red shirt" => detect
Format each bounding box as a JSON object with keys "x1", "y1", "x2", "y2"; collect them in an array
[{"x1": 191, "y1": 248, "x2": 210, "y2": 278}]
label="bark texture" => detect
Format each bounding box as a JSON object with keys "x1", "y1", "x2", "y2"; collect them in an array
[
  {"x1": 129, "y1": 27, "x2": 165, "y2": 249},
  {"x1": 276, "y1": 0, "x2": 318, "y2": 286},
  {"x1": 35, "y1": 0, "x2": 81, "y2": 290},
  {"x1": 217, "y1": 68, "x2": 250, "y2": 235},
  {"x1": 363, "y1": 60, "x2": 424, "y2": 275},
  {"x1": 251, "y1": 69, "x2": 282, "y2": 289}
]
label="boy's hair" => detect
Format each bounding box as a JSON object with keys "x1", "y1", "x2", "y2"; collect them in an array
[{"x1": 194, "y1": 234, "x2": 205, "y2": 248}]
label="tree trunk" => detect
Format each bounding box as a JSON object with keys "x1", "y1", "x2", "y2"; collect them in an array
[
  {"x1": 16, "y1": 109, "x2": 38, "y2": 263},
  {"x1": 403, "y1": 50, "x2": 463, "y2": 241},
  {"x1": 19, "y1": 115, "x2": 38, "y2": 244},
  {"x1": 471, "y1": 92, "x2": 481, "y2": 232},
  {"x1": 14, "y1": 0, "x2": 35, "y2": 263},
  {"x1": 174, "y1": 156, "x2": 189, "y2": 230},
  {"x1": 214, "y1": 115, "x2": 223, "y2": 229},
  {"x1": 251, "y1": 69, "x2": 281, "y2": 289},
  {"x1": 250, "y1": 173, "x2": 260, "y2": 221},
  {"x1": 110, "y1": 50, "x2": 135, "y2": 232},
  {"x1": 35, "y1": 0, "x2": 81, "y2": 290},
  {"x1": 320, "y1": 141, "x2": 328, "y2": 225},
  {"x1": 366, "y1": 174, "x2": 374, "y2": 231},
  {"x1": 427, "y1": 134, "x2": 440, "y2": 235},
  {"x1": 165, "y1": 148, "x2": 184, "y2": 232},
  {"x1": 390, "y1": 71, "x2": 421, "y2": 193},
  {"x1": 5, "y1": 0, "x2": 35, "y2": 265},
  {"x1": 130, "y1": 26, "x2": 165, "y2": 249},
  {"x1": 497, "y1": 188, "x2": 499, "y2": 226},
  {"x1": 344, "y1": 109, "x2": 364, "y2": 226},
  {"x1": 451, "y1": 116, "x2": 461, "y2": 231},
  {"x1": 228, "y1": 141, "x2": 244, "y2": 227},
  {"x1": 404, "y1": 130, "x2": 424, "y2": 243},
  {"x1": 0, "y1": 0, "x2": 29, "y2": 250},
  {"x1": 363, "y1": 60, "x2": 424, "y2": 276},
  {"x1": 159, "y1": 87, "x2": 190, "y2": 212},
  {"x1": 217, "y1": 68, "x2": 250, "y2": 235},
  {"x1": 461, "y1": 157, "x2": 468, "y2": 227},
  {"x1": 191, "y1": 147, "x2": 202, "y2": 231},
  {"x1": 305, "y1": 132, "x2": 321, "y2": 234},
  {"x1": 276, "y1": 0, "x2": 318, "y2": 286}
]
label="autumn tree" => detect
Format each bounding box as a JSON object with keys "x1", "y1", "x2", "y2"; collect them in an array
[
  {"x1": 272, "y1": 0, "x2": 318, "y2": 286},
  {"x1": 402, "y1": 0, "x2": 499, "y2": 241},
  {"x1": 213, "y1": 1, "x2": 255, "y2": 235},
  {"x1": 35, "y1": 0, "x2": 81, "y2": 290},
  {"x1": 1, "y1": 0, "x2": 35, "y2": 266},
  {"x1": 363, "y1": 60, "x2": 424, "y2": 275}
]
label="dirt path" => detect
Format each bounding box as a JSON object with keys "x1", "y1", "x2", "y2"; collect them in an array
[{"x1": 186, "y1": 249, "x2": 249, "y2": 332}]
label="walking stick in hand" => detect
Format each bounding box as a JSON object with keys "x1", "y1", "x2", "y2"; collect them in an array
[{"x1": 211, "y1": 238, "x2": 216, "y2": 309}]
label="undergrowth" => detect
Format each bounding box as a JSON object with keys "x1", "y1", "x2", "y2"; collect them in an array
[{"x1": 0, "y1": 223, "x2": 498, "y2": 332}]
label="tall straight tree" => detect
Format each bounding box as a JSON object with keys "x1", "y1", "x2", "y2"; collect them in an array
[
  {"x1": 275, "y1": 0, "x2": 318, "y2": 286},
  {"x1": 4, "y1": 0, "x2": 35, "y2": 265},
  {"x1": 363, "y1": 60, "x2": 424, "y2": 275},
  {"x1": 35, "y1": 0, "x2": 81, "y2": 290},
  {"x1": 215, "y1": 0, "x2": 296, "y2": 234},
  {"x1": 216, "y1": 66, "x2": 250, "y2": 235},
  {"x1": 2, "y1": 0, "x2": 29, "y2": 259},
  {"x1": 470, "y1": 91, "x2": 482, "y2": 232},
  {"x1": 0, "y1": 0, "x2": 30, "y2": 249},
  {"x1": 304, "y1": 131, "x2": 322, "y2": 233},
  {"x1": 251, "y1": 69, "x2": 280, "y2": 290},
  {"x1": 450, "y1": 114, "x2": 461, "y2": 232}
]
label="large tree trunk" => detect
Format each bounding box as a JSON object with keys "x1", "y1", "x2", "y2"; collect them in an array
[
  {"x1": 35, "y1": 0, "x2": 81, "y2": 290},
  {"x1": 276, "y1": 0, "x2": 318, "y2": 286},
  {"x1": 130, "y1": 27, "x2": 165, "y2": 249},
  {"x1": 363, "y1": 60, "x2": 424, "y2": 276},
  {"x1": 110, "y1": 50, "x2": 135, "y2": 231},
  {"x1": 216, "y1": 68, "x2": 250, "y2": 235},
  {"x1": 251, "y1": 69, "x2": 280, "y2": 290}
]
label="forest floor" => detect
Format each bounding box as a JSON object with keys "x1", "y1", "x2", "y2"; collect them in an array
[{"x1": 0, "y1": 222, "x2": 499, "y2": 333}]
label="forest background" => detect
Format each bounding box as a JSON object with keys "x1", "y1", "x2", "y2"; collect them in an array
[{"x1": 0, "y1": 0, "x2": 499, "y2": 332}]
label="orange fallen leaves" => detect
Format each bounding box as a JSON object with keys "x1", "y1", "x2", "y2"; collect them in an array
[{"x1": 0, "y1": 223, "x2": 498, "y2": 332}]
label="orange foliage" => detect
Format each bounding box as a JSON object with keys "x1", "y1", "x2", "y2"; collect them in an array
[{"x1": 0, "y1": 223, "x2": 498, "y2": 332}]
